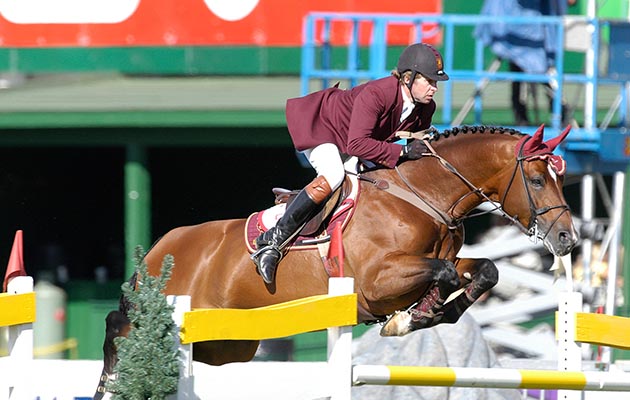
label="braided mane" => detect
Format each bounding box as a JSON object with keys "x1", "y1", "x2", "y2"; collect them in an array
[{"x1": 428, "y1": 125, "x2": 526, "y2": 143}]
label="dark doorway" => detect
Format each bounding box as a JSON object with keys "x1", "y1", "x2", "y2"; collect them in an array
[{"x1": 0, "y1": 145, "x2": 311, "y2": 282}]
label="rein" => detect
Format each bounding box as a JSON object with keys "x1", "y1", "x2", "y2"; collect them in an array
[
  {"x1": 400, "y1": 139, "x2": 525, "y2": 230},
  {"x1": 360, "y1": 133, "x2": 568, "y2": 241}
]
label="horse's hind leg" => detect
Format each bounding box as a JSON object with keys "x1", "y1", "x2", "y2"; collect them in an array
[{"x1": 441, "y1": 258, "x2": 498, "y2": 324}]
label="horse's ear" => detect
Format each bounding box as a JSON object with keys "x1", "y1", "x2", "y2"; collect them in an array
[
  {"x1": 544, "y1": 124, "x2": 571, "y2": 151},
  {"x1": 530, "y1": 124, "x2": 545, "y2": 147},
  {"x1": 521, "y1": 124, "x2": 570, "y2": 156},
  {"x1": 520, "y1": 124, "x2": 545, "y2": 156}
]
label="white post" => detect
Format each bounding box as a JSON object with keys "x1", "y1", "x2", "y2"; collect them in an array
[
  {"x1": 6, "y1": 276, "x2": 34, "y2": 400},
  {"x1": 581, "y1": 174, "x2": 594, "y2": 296},
  {"x1": 601, "y1": 171, "x2": 625, "y2": 365},
  {"x1": 167, "y1": 295, "x2": 193, "y2": 400},
  {"x1": 583, "y1": 0, "x2": 596, "y2": 129},
  {"x1": 557, "y1": 291, "x2": 584, "y2": 400},
  {"x1": 6, "y1": 276, "x2": 34, "y2": 360},
  {"x1": 327, "y1": 277, "x2": 355, "y2": 400},
  {"x1": 562, "y1": 253, "x2": 574, "y2": 292}
]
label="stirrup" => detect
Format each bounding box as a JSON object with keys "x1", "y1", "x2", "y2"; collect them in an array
[
  {"x1": 251, "y1": 245, "x2": 283, "y2": 284},
  {"x1": 250, "y1": 245, "x2": 283, "y2": 264}
]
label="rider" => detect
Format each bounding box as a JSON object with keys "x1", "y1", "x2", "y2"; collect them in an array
[{"x1": 251, "y1": 42, "x2": 450, "y2": 284}]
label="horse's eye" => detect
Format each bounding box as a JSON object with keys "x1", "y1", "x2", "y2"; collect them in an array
[{"x1": 530, "y1": 176, "x2": 544, "y2": 188}]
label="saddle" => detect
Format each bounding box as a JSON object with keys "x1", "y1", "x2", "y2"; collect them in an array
[{"x1": 245, "y1": 175, "x2": 359, "y2": 253}]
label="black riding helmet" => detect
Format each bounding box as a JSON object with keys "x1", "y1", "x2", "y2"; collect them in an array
[{"x1": 396, "y1": 43, "x2": 449, "y2": 100}]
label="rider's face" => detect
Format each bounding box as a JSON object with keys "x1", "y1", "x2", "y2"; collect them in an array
[{"x1": 408, "y1": 74, "x2": 438, "y2": 104}]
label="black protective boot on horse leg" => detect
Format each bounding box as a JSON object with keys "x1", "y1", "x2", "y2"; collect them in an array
[
  {"x1": 380, "y1": 259, "x2": 461, "y2": 337},
  {"x1": 251, "y1": 176, "x2": 332, "y2": 284},
  {"x1": 441, "y1": 258, "x2": 499, "y2": 324}
]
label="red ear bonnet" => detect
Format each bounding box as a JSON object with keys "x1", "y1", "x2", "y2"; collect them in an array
[
  {"x1": 544, "y1": 124, "x2": 571, "y2": 152},
  {"x1": 515, "y1": 124, "x2": 571, "y2": 175},
  {"x1": 517, "y1": 124, "x2": 571, "y2": 157},
  {"x1": 524, "y1": 124, "x2": 546, "y2": 155}
]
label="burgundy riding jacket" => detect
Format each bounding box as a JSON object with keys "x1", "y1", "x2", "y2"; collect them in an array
[{"x1": 285, "y1": 75, "x2": 436, "y2": 168}]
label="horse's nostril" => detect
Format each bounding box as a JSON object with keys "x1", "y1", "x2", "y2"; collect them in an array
[{"x1": 558, "y1": 230, "x2": 577, "y2": 247}]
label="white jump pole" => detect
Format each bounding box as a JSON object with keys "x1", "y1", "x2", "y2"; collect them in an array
[{"x1": 327, "y1": 277, "x2": 355, "y2": 400}]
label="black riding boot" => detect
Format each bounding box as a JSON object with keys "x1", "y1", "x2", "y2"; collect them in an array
[{"x1": 251, "y1": 176, "x2": 332, "y2": 284}]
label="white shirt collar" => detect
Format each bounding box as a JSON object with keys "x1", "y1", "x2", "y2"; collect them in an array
[{"x1": 400, "y1": 88, "x2": 415, "y2": 123}]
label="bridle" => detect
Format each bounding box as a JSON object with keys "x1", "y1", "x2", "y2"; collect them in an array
[
  {"x1": 499, "y1": 136, "x2": 572, "y2": 241},
  {"x1": 391, "y1": 134, "x2": 570, "y2": 242}
]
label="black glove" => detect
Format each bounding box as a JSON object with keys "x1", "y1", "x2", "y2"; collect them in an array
[{"x1": 400, "y1": 140, "x2": 428, "y2": 160}]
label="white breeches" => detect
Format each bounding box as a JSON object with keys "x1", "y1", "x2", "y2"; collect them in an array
[{"x1": 301, "y1": 143, "x2": 357, "y2": 191}]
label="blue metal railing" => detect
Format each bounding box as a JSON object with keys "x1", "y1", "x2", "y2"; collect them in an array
[{"x1": 300, "y1": 13, "x2": 630, "y2": 172}]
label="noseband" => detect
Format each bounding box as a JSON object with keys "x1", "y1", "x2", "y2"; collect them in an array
[{"x1": 500, "y1": 136, "x2": 571, "y2": 240}]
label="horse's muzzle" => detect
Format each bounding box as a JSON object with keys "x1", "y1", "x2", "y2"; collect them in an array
[{"x1": 546, "y1": 227, "x2": 579, "y2": 257}]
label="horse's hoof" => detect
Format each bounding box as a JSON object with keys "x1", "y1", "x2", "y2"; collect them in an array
[{"x1": 379, "y1": 311, "x2": 412, "y2": 337}]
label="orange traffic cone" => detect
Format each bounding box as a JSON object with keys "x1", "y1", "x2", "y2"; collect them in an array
[{"x1": 3, "y1": 230, "x2": 26, "y2": 292}]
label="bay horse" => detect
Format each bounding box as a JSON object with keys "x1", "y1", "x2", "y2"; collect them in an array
[{"x1": 95, "y1": 125, "x2": 578, "y2": 398}]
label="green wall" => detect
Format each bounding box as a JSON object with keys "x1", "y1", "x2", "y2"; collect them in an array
[{"x1": 0, "y1": 47, "x2": 302, "y2": 75}]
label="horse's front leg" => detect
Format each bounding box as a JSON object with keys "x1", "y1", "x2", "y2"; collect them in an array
[
  {"x1": 377, "y1": 255, "x2": 461, "y2": 336},
  {"x1": 379, "y1": 257, "x2": 498, "y2": 336},
  {"x1": 440, "y1": 257, "x2": 499, "y2": 324}
]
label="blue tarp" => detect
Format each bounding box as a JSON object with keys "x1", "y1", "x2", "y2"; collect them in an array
[{"x1": 474, "y1": 0, "x2": 568, "y2": 74}]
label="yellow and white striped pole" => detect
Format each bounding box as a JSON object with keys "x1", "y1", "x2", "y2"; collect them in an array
[{"x1": 352, "y1": 365, "x2": 630, "y2": 391}]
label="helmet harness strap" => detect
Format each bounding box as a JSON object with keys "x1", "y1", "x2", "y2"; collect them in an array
[{"x1": 406, "y1": 71, "x2": 418, "y2": 103}]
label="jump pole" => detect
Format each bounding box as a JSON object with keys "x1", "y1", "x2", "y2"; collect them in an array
[
  {"x1": 170, "y1": 273, "x2": 630, "y2": 398},
  {"x1": 352, "y1": 287, "x2": 630, "y2": 395},
  {"x1": 352, "y1": 365, "x2": 630, "y2": 391},
  {"x1": 169, "y1": 276, "x2": 356, "y2": 400}
]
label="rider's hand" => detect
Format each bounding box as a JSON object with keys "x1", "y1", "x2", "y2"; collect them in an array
[{"x1": 400, "y1": 140, "x2": 428, "y2": 160}]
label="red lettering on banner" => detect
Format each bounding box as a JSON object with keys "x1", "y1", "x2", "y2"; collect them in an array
[{"x1": 0, "y1": 0, "x2": 442, "y2": 47}]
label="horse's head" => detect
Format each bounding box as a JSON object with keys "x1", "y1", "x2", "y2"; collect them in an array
[{"x1": 500, "y1": 125, "x2": 579, "y2": 256}]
